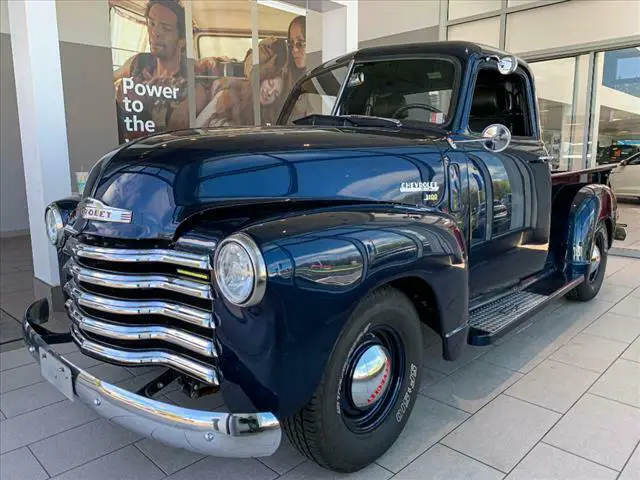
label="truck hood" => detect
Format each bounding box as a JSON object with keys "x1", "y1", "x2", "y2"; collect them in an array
[{"x1": 77, "y1": 126, "x2": 445, "y2": 240}]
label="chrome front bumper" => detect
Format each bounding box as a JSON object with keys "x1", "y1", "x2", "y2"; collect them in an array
[{"x1": 22, "y1": 298, "x2": 281, "y2": 458}]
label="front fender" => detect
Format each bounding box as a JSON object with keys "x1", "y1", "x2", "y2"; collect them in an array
[
  {"x1": 566, "y1": 184, "x2": 615, "y2": 278},
  {"x1": 213, "y1": 204, "x2": 467, "y2": 418}
]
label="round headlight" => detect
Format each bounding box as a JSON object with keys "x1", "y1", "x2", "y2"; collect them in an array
[
  {"x1": 45, "y1": 205, "x2": 64, "y2": 246},
  {"x1": 214, "y1": 233, "x2": 266, "y2": 307}
]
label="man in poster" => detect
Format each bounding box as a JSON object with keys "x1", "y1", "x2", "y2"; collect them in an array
[{"x1": 113, "y1": 0, "x2": 204, "y2": 142}]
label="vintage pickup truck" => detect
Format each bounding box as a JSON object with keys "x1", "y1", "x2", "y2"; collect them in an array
[{"x1": 24, "y1": 41, "x2": 626, "y2": 472}]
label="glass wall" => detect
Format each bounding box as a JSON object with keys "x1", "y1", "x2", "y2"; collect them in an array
[
  {"x1": 589, "y1": 47, "x2": 640, "y2": 166},
  {"x1": 530, "y1": 56, "x2": 590, "y2": 171}
]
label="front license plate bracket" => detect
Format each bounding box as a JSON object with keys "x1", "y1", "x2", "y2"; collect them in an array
[{"x1": 40, "y1": 350, "x2": 74, "y2": 401}]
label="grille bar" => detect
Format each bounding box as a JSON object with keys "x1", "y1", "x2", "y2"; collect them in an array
[
  {"x1": 71, "y1": 325, "x2": 219, "y2": 385},
  {"x1": 64, "y1": 280, "x2": 213, "y2": 329},
  {"x1": 66, "y1": 300, "x2": 216, "y2": 358},
  {"x1": 67, "y1": 239, "x2": 211, "y2": 270},
  {"x1": 65, "y1": 258, "x2": 212, "y2": 300}
]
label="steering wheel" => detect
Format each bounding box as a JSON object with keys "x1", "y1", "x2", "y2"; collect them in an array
[{"x1": 391, "y1": 103, "x2": 444, "y2": 119}]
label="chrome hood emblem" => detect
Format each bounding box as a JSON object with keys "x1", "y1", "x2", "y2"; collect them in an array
[{"x1": 79, "y1": 198, "x2": 132, "y2": 224}]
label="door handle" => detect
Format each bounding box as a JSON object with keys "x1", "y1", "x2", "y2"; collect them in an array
[{"x1": 529, "y1": 155, "x2": 552, "y2": 164}]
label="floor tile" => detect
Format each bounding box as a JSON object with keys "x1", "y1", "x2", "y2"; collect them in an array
[
  {"x1": 419, "y1": 367, "x2": 446, "y2": 393},
  {"x1": 423, "y1": 360, "x2": 522, "y2": 413},
  {"x1": 30, "y1": 418, "x2": 142, "y2": 476},
  {"x1": 550, "y1": 333, "x2": 627, "y2": 373},
  {"x1": 280, "y1": 460, "x2": 391, "y2": 480},
  {"x1": 582, "y1": 312, "x2": 640, "y2": 343},
  {"x1": 0, "y1": 290, "x2": 35, "y2": 321},
  {"x1": 394, "y1": 443, "x2": 504, "y2": 480},
  {"x1": 482, "y1": 331, "x2": 561, "y2": 374},
  {"x1": 85, "y1": 363, "x2": 133, "y2": 384},
  {"x1": 505, "y1": 443, "x2": 617, "y2": 480},
  {"x1": 442, "y1": 394, "x2": 560, "y2": 473},
  {"x1": 589, "y1": 358, "x2": 640, "y2": 408},
  {"x1": 607, "y1": 264, "x2": 640, "y2": 288},
  {"x1": 0, "y1": 409, "x2": 5, "y2": 420},
  {"x1": 0, "y1": 315, "x2": 23, "y2": 344},
  {"x1": 376, "y1": 394, "x2": 469, "y2": 473},
  {"x1": 134, "y1": 438, "x2": 204, "y2": 475},
  {"x1": 0, "y1": 400, "x2": 97, "y2": 454},
  {"x1": 631, "y1": 286, "x2": 640, "y2": 298},
  {"x1": 165, "y1": 456, "x2": 278, "y2": 480},
  {"x1": 51, "y1": 445, "x2": 164, "y2": 480},
  {"x1": 258, "y1": 435, "x2": 306, "y2": 475},
  {"x1": 0, "y1": 271, "x2": 35, "y2": 295},
  {"x1": 544, "y1": 393, "x2": 640, "y2": 471},
  {"x1": 423, "y1": 343, "x2": 491, "y2": 374},
  {"x1": 619, "y1": 445, "x2": 640, "y2": 480},
  {"x1": 0, "y1": 380, "x2": 66, "y2": 417},
  {"x1": 605, "y1": 255, "x2": 632, "y2": 278},
  {"x1": 505, "y1": 359, "x2": 599, "y2": 413},
  {"x1": 622, "y1": 337, "x2": 640, "y2": 363},
  {"x1": 0, "y1": 346, "x2": 35, "y2": 372},
  {"x1": 596, "y1": 283, "x2": 633, "y2": 303},
  {"x1": 610, "y1": 295, "x2": 640, "y2": 318},
  {"x1": 0, "y1": 447, "x2": 49, "y2": 480},
  {"x1": 0, "y1": 363, "x2": 43, "y2": 394}
]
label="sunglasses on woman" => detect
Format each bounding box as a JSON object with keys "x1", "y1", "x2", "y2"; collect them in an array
[{"x1": 288, "y1": 39, "x2": 306, "y2": 51}]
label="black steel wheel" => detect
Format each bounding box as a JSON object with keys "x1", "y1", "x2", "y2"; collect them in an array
[
  {"x1": 566, "y1": 222, "x2": 608, "y2": 301},
  {"x1": 284, "y1": 287, "x2": 423, "y2": 472}
]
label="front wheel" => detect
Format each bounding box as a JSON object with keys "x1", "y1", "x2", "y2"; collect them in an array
[
  {"x1": 566, "y1": 223, "x2": 608, "y2": 301},
  {"x1": 283, "y1": 287, "x2": 423, "y2": 472}
]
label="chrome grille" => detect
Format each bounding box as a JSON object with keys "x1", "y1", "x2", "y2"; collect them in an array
[{"x1": 63, "y1": 237, "x2": 219, "y2": 385}]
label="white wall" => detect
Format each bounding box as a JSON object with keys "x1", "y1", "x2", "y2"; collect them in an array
[
  {"x1": 1, "y1": 0, "x2": 9, "y2": 34},
  {"x1": 447, "y1": 16, "x2": 500, "y2": 48},
  {"x1": 448, "y1": 0, "x2": 501, "y2": 20},
  {"x1": 56, "y1": 0, "x2": 111, "y2": 48},
  {"x1": 506, "y1": 1, "x2": 640, "y2": 53},
  {"x1": 358, "y1": 0, "x2": 440, "y2": 43}
]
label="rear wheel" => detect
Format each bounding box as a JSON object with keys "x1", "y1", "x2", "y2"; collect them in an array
[
  {"x1": 566, "y1": 223, "x2": 608, "y2": 301},
  {"x1": 283, "y1": 287, "x2": 423, "y2": 472}
]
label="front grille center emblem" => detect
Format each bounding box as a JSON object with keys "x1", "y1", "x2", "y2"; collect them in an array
[{"x1": 79, "y1": 198, "x2": 132, "y2": 224}]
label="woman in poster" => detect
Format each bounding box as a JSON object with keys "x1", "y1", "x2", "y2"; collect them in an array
[{"x1": 195, "y1": 37, "x2": 289, "y2": 127}]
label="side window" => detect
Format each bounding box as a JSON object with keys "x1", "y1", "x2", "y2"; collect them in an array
[
  {"x1": 481, "y1": 155, "x2": 526, "y2": 237},
  {"x1": 468, "y1": 161, "x2": 487, "y2": 244},
  {"x1": 469, "y1": 67, "x2": 533, "y2": 137}
]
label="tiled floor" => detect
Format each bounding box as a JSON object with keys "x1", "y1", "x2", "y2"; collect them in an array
[
  {"x1": 1, "y1": 237, "x2": 639, "y2": 479},
  {"x1": 615, "y1": 200, "x2": 640, "y2": 254}
]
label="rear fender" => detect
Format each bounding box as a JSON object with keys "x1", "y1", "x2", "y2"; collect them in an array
[
  {"x1": 565, "y1": 184, "x2": 615, "y2": 278},
  {"x1": 211, "y1": 203, "x2": 468, "y2": 418}
]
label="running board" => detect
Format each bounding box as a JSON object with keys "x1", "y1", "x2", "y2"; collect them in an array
[{"x1": 468, "y1": 276, "x2": 584, "y2": 346}]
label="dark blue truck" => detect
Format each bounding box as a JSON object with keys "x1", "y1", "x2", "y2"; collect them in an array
[{"x1": 25, "y1": 41, "x2": 626, "y2": 472}]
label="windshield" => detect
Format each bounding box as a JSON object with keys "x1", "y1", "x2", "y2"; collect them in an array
[{"x1": 281, "y1": 57, "x2": 456, "y2": 127}]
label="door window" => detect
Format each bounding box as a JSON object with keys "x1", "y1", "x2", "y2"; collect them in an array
[{"x1": 468, "y1": 161, "x2": 487, "y2": 244}]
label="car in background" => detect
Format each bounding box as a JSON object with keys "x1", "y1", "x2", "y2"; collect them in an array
[{"x1": 609, "y1": 152, "x2": 640, "y2": 200}]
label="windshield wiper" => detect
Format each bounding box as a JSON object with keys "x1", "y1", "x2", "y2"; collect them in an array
[{"x1": 293, "y1": 114, "x2": 402, "y2": 129}]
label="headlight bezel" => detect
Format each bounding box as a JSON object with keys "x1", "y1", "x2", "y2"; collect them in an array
[
  {"x1": 44, "y1": 205, "x2": 65, "y2": 247},
  {"x1": 213, "y1": 232, "x2": 267, "y2": 307}
]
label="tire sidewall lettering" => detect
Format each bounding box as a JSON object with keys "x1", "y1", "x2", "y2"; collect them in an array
[{"x1": 395, "y1": 363, "x2": 418, "y2": 423}]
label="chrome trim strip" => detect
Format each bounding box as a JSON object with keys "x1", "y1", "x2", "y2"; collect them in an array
[
  {"x1": 23, "y1": 310, "x2": 281, "y2": 457},
  {"x1": 70, "y1": 324, "x2": 218, "y2": 385},
  {"x1": 64, "y1": 280, "x2": 213, "y2": 329},
  {"x1": 65, "y1": 258, "x2": 212, "y2": 300},
  {"x1": 68, "y1": 239, "x2": 212, "y2": 270},
  {"x1": 66, "y1": 301, "x2": 216, "y2": 358}
]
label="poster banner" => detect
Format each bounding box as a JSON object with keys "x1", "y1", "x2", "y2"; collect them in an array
[
  {"x1": 108, "y1": 0, "x2": 308, "y2": 140},
  {"x1": 193, "y1": 1, "x2": 306, "y2": 127},
  {"x1": 110, "y1": 0, "x2": 189, "y2": 143}
]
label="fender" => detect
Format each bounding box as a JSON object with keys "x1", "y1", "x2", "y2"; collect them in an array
[
  {"x1": 565, "y1": 184, "x2": 615, "y2": 278},
  {"x1": 205, "y1": 203, "x2": 468, "y2": 418}
]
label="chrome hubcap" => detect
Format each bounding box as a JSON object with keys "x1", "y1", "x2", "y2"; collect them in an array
[
  {"x1": 590, "y1": 244, "x2": 601, "y2": 280},
  {"x1": 350, "y1": 345, "x2": 391, "y2": 408}
]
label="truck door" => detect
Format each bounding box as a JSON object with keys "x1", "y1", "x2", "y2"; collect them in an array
[{"x1": 465, "y1": 62, "x2": 552, "y2": 299}]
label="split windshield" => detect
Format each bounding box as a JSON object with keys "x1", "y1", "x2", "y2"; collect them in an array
[{"x1": 282, "y1": 57, "x2": 456, "y2": 128}]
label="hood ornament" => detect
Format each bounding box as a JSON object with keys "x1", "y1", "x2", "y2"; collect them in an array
[{"x1": 78, "y1": 198, "x2": 132, "y2": 224}]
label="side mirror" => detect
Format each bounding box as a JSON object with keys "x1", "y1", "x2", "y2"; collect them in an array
[
  {"x1": 481, "y1": 124, "x2": 511, "y2": 153},
  {"x1": 446, "y1": 123, "x2": 512, "y2": 152},
  {"x1": 485, "y1": 55, "x2": 519, "y2": 75}
]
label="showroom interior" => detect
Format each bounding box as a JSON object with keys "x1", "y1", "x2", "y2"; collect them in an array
[{"x1": 0, "y1": 1, "x2": 639, "y2": 479}]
